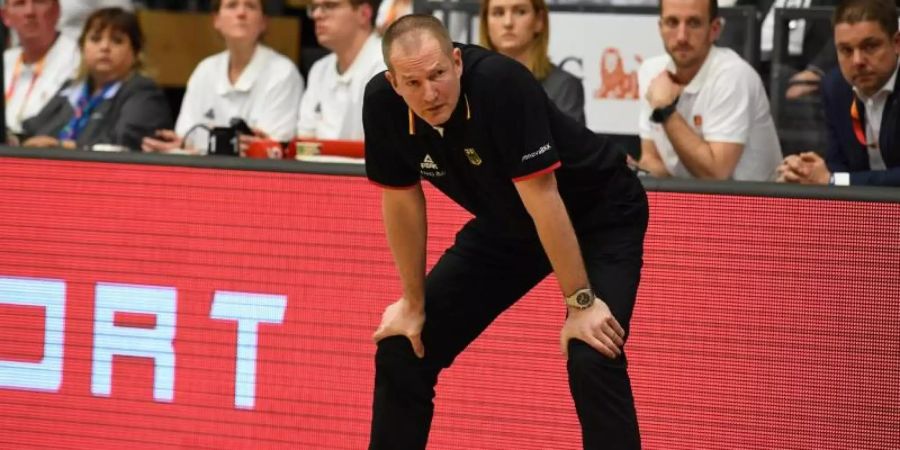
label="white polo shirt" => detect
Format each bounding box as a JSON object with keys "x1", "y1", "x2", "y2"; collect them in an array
[
  {"x1": 638, "y1": 46, "x2": 783, "y2": 181},
  {"x1": 176, "y1": 44, "x2": 304, "y2": 152},
  {"x1": 4, "y1": 34, "x2": 80, "y2": 134},
  {"x1": 296, "y1": 32, "x2": 385, "y2": 140}
]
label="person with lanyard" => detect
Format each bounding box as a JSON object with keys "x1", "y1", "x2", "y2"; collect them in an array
[
  {"x1": 20, "y1": 7, "x2": 171, "y2": 150},
  {"x1": 777, "y1": 0, "x2": 900, "y2": 186},
  {"x1": 364, "y1": 14, "x2": 647, "y2": 450},
  {"x1": 1, "y1": 0, "x2": 80, "y2": 140}
]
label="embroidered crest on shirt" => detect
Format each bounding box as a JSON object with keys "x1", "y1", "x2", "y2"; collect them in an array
[
  {"x1": 420, "y1": 154, "x2": 445, "y2": 177},
  {"x1": 464, "y1": 148, "x2": 482, "y2": 166}
]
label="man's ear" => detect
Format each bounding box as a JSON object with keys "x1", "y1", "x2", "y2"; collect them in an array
[
  {"x1": 709, "y1": 17, "x2": 723, "y2": 42},
  {"x1": 385, "y1": 70, "x2": 401, "y2": 95},
  {"x1": 358, "y1": 3, "x2": 374, "y2": 28}
]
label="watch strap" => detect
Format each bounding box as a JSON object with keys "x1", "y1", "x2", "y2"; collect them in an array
[{"x1": 651, "y1": 96, "x2": 680, "y2": 124}]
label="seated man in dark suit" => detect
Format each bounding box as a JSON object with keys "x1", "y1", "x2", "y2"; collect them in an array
[{"x1": 778, "y1": 0, "x2": 900, "y2": 186}]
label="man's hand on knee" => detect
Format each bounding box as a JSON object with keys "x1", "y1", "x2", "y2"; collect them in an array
[
  {"x1": 560, "y1": 300, "x2": 625, "y2": 359},
  {"x1": 373, "y1": 298, "x2": 426, "y2": 358}
]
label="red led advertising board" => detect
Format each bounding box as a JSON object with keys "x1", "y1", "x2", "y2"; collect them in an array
[{"x1": 0, "y1": 157, "x2": 897, "y2": 449}]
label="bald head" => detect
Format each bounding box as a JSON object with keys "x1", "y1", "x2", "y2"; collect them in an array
[{"x1": 382, "y1": 14, "x2": 453, "y2": 71}]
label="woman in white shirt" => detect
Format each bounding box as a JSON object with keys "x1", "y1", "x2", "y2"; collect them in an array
[{"x1": 142, "y1": 0, "x2": 303, "y2": 155}]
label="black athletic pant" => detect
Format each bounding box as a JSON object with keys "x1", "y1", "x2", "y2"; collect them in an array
[{"x1": 369, "y1": 198, "x2": 648, "y2": 450}]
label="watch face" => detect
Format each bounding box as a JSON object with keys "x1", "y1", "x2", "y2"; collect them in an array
[{"x1": 576, "y1": 292, "x2": 592, "y2": 307}]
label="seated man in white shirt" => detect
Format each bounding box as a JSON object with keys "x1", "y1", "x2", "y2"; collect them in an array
[
  {"x1": 299, "y1": 0, "x2": 385, "y2": 140},
  {"x1": 637, "y1": 0, "x2": 782, "y2": 181},
  {"x1": 2, "y1": 0, "x2": 80, "y2": 138}
]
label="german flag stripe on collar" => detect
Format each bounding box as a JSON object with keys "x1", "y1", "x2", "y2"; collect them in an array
[{"x1": 408, "y1": 95, "x2": 471, "y2": 135}]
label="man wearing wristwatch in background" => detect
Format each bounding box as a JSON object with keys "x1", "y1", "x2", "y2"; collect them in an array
[
  {"x1": 365, "y1": 14, "x2": 647, "y2": 450},
  {"x1": 636, "y1": 0, "x2": 782, "y2": 181}
]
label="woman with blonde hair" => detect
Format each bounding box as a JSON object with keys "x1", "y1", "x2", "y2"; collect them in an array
[{"x1": 479, "y1": 0, "x2": 584, "y2": 123}]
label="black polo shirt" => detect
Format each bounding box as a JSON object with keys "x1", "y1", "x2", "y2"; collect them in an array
[{"x1": 364, "y1": 44, "x2": 641, "y2": 236}]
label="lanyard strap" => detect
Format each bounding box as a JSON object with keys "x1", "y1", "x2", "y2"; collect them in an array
[
  {"x1": 850, "y1": 96, "x2": 868, "y2": 149},
  {"x1": 58, "y1": 82, "x2": 118, "y2": 142},
  {"x1": 5, "y1": 55, "x2": 47, "y2": 123},
  {"x1": 5, "y1": 54, "x2": 45, "y2": 100}
]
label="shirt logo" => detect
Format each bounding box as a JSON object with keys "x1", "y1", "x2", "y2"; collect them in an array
[
  {"x1": 204, "y1": 108, "x2": 215, "y2": 120},
  {"x1": 420, "y1": 154, "x2": 445, "y2": 177},
  {"x1": 421, "y1": 154, "x2": 438, "y2": 170},
  {"x1": 522, "y1": 143, "x2": 552, "y2": 162},
  {"x1": 464, "y1": 148, "x2": 482, "y2": 166},
  {"x1": 693, "y1": 115, "x2": 703, "y2": 127}
]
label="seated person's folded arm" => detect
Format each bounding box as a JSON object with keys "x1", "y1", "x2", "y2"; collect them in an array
[{"x1": 661, "y1": 111, "x2": 744, "y2": 180}]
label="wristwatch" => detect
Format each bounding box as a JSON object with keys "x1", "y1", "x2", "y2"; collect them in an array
[
  {"x1": 565, "y1": 288, "x2": 596, "y2": 310},
  {"x1": 650, "y1": 96, "x2": 679, "y2": 124}
]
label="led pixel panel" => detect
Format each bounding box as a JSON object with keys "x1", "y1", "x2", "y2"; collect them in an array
[{"x1": 0, "y1": 157, "x2": 896, "y2": 449}]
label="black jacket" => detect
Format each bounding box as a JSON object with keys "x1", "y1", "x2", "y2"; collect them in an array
[
  {"x1": 822, "y1": 67, "x2": 900, "y2": 186},
  {"x1": 23, "y1": 73, "x2": 173, "y2": 151}
]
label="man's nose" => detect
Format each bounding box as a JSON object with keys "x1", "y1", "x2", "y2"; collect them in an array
[
  {"x1": 424, "y1": 81, "x2": 439, "y2": 103},
  {"x1": 676, "y1": 23, "x2": 689, "y2": 42},
  {"x1": 852, "y1": 49, "x2": 867, "y2": 67}
]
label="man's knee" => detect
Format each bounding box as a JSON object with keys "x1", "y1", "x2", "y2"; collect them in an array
[
  {"x1": 376, "y1": 336, "x2": 420, "y2": 368},
  {"x1": 375, "y1": 336, "x2": 440, "y2": 396},
  {"x1": 566, "y1": 339, "x2": 628, "y2": 377}
]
